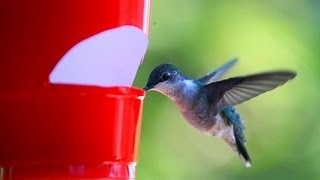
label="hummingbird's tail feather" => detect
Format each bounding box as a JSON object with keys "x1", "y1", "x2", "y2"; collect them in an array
[
  {"x1": 221, "y1": 129, "x2": 252, "y2": 167},
  {"x1": 234, "y1": 129, "x2": 252, "y2": 167}
]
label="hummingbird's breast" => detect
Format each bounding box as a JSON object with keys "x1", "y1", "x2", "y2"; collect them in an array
[
  {"x1": 176, "y1": 82, "x2": 233, "y2": 135},
  {"x1": 172, "y1": 79, "x2": 225, "y2": 132},
  {"x1": 178, "y1": 90, "x2": 217, "y2": 132}
]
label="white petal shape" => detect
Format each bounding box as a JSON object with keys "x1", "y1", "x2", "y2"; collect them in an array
[{"x1": 49, "y1": 25, "x2": 148, "y2": 87}]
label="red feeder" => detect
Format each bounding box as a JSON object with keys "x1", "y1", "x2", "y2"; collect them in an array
[{"x1": 0, "y1": 0, "x2": 151, "y2": 179}]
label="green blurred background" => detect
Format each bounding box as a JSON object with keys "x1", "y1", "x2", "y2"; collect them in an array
[{"x1": 134, "y1": 0, "x2": 320, "y2": 179}]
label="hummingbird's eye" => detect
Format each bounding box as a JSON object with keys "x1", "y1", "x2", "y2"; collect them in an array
[{"x1": 159, "y1": 72, "x2": 171, "y2": 82}]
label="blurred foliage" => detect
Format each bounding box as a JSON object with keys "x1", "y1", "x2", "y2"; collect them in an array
[{"x1": 134, "y1": 0, "x2": 320, "y2": 179}]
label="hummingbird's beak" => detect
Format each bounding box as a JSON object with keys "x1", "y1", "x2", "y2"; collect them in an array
[{"x1": 143, "y1": 86, "x2": 152, "y2": 91}]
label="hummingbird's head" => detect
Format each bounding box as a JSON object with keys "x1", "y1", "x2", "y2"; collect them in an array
[{"x1": 143, "y1": 63, "x2": 184, "y2": 97}]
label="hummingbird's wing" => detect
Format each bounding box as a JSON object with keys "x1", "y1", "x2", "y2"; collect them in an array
[
  {"x1": 198, "y1": 58, "x2": 238, "y2": 84},
  {"x1": 205, "y1": 71, "x2": 296, "y2": 114}
]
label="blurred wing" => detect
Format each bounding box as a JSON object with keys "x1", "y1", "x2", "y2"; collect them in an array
[
  {"x1": 198, "y1": 58, "x2": 238, "y2": 84},
  {"x1": 206, "y1": 71, "x2": 297, "y2": 113}
]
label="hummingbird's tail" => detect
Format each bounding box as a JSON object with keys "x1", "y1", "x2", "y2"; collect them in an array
[
  {"x1": 222, "y1": 128, "x2": 252, "y2": 167},
  {"x1": 233, "y1": 129, "x2": 252, "y2": 167}
]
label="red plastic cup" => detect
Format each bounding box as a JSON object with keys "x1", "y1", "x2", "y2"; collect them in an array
[
  {"x1": 0, "y1": 0, "x2": 150, "y2": 179},
  {"x1": 0, "y1": 85, "x2": 145, "y2": 179}
]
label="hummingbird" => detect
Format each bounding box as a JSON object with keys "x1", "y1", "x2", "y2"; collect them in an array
[{"x1": 143, "y1": 58, "x2": 296, "y2": 167}]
